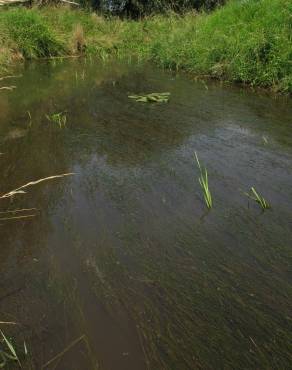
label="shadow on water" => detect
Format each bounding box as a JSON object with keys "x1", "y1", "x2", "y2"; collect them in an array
[{"x1": 0, "y1": 59, "x2": 292, "y2": 370}]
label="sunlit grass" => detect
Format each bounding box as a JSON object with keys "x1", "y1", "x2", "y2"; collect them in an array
[
  {"x1": 0, "y1": 0, "x2": 291, "y2": 93},
  {"x1": 195, "y1": 152, "x2": 212, "y2": 209}
]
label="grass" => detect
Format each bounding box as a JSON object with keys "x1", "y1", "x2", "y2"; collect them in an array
[
  {"x1": 0, "y1": 173, "x2": 74, "y2": 200},
  {"x1": 0, "y1": 8, "x2": 64, "y2": 59},
  {"x1": 245, "y1": 187, "x2": 270, "y2": 211},
  {"x1": 41, "y1": 335, "x2": 87, "y2": 369},
  {"x1": 0, "y1": 0, "x2": 291, "y2": 92},
  {"x1": 0, "y1": 330, "x2": 21, "y2": 367},
  {"x1": 195, "y1": 152, "x2": 212, "y2": 209},
  {"x1": 46, "y1": 112, "x2": 67, "y2": 128}
]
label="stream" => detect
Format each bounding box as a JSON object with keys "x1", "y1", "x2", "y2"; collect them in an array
[{"x1": 0, "y1": 59, "x2": 291, "y2": 370}]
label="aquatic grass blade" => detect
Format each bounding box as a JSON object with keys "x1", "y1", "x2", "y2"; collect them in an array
[
  {"x1": 245, "y1": 187, "x2": 270, "y2": 210},
  {"x1": 194, "y1": 151, "x2": 201, "y2": 171},
  {"x1": 23, "y1": 341, "x2": 28, "y2": 356},
  {"x1": 0, "y1": 330, "x2": 21, "y2": 366},
  {"x1": 195, "y1": 152, "x2": 212, "y2": 209},
  {"x1": 0, "y1": 352, "x2": 7, "y2": 368},
  {"x1": 46, "y1": 112, "x2": 67, "y2": 128}
]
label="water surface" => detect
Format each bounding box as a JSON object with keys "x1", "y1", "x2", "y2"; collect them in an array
[{"x1": 0, "y1": 60, "x2": 291, "y2": 370}]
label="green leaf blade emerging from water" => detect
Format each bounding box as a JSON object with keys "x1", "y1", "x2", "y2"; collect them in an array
[
  {"x1": 0, "y1": 330, "x2": 21, "y2": 367},
  {"x1": 195, "y1": 152, "x2": 212, "y2": 209},
  {"x1": 245, "y1": 187, "x2": 270, "y2": 210}
]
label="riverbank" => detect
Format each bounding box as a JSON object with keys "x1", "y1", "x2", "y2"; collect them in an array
[{"x1": 0, "y1": 0, "x2": 291, "y2": 93}]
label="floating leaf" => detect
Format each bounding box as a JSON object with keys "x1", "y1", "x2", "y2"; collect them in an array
[{"x1": 128, "y1": 92, "x2": 170, "y2": 103}]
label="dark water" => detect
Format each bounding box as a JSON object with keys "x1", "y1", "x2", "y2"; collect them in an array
[{"x1": 0, "y1": 60, "x2": 291, "y2": 370}]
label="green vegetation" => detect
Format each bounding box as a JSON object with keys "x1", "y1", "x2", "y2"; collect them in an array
[
  {"x1": 245, "y1": 187, "x2": 270, "y2": 210},
  {"x1": 195, "y1": 152, "x2": 212, "y2": 209},
  {"x1": 0, "y1": 330, "x2": 21, "y2": 368},
  {"x1": 0, "y1": 0, "x2": 291, "y2": 92},
  {"x1": 129, "y1": 92, "x2": 170, "y2": 102},
  {"x1": 46, "y1": 112, "x2": 67, "y2": 128}
]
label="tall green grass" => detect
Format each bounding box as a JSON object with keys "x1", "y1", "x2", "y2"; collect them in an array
[
  {"x1": 0, "y1": 0, "x2": 291, "y2": 92},
  {"x1": 0, "y1": 8, "x2": 64, "y2": 59}
]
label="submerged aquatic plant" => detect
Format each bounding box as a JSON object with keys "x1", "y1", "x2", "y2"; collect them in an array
[
  {"x1": 245, "y1": 187, "x2": 270, "y2": 210},
  {"x1": 262, "y1": 136, "x2": 268, "y2": 145},
  {"x1": 46, "y1": 112, "x2": 67, "y2": 128},
  {"x1": 128, "y1": 92, "x2": 170, "y2": 103},
  {"x1": 194, "y1": 152, "x2": 212, "y2": 209},
  {"x1": 0, "y1": 330, "x2": 21, "y2": 367},
  {"x1": 27, "y1": 110, "x2": 32, "y2": 127}
]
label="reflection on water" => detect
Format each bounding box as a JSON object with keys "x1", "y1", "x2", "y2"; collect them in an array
[{"x1": 0, "y1": 59, "x2": 292, "y2": 370}]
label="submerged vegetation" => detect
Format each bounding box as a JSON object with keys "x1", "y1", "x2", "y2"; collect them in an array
[{"x1": 0, "y1": 0, "x2": 291, "y2": 92}]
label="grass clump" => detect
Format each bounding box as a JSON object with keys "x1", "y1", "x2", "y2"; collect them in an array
[
  {"x1": 134, "y1": 0, "x2": 292, "y2": 92},
  {"x1": 0, "y1": 0, "x2": 291, "y2": 92},
  {"x1": 46, "y1": 112, "x2": 67, "y2": 128},
  {"x1": 0, "y1": 8, "x2": 64, "y2": 59},
  {"x1": 245, "y1": 187, "x2": 270, "y2": 211},
  {"x1": 195, "y1": 152, "x2": 212, "y2": 209},
  {"x1": 189, "y1": 0, "x2": 292, "y2": 92}
]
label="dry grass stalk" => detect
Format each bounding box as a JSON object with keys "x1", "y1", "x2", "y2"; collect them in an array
[
  {"x1": 0, "y1": 214, "x2": 37, "y2": 221},
  {"x1": 0, "y1": 76, "x2": 21, "y2": 92},
  {"x1": 0, "y1": 321, "x2": 19, "y2": 326},
  {"x1": 0, "y1": 208, "x2": 38, "y2": 214},
  {"x1": 73, "y1": 24, "x2": 85, "y2": 53},
  {"x1": 41, "y1": 335, "x2": 86, "y2": 369},
  {"x1": 0, "y1": 173, "x2": 75, "y2": 200},
  {"x1": 0, "y1": 75, "x2": 21, "y2": 81},
  {"x1": 0, "y1": 208, "x2": 39, "y2": 221},
  {"x1": 0, "y1": 86, "x2": 16, "y2": 91}
]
